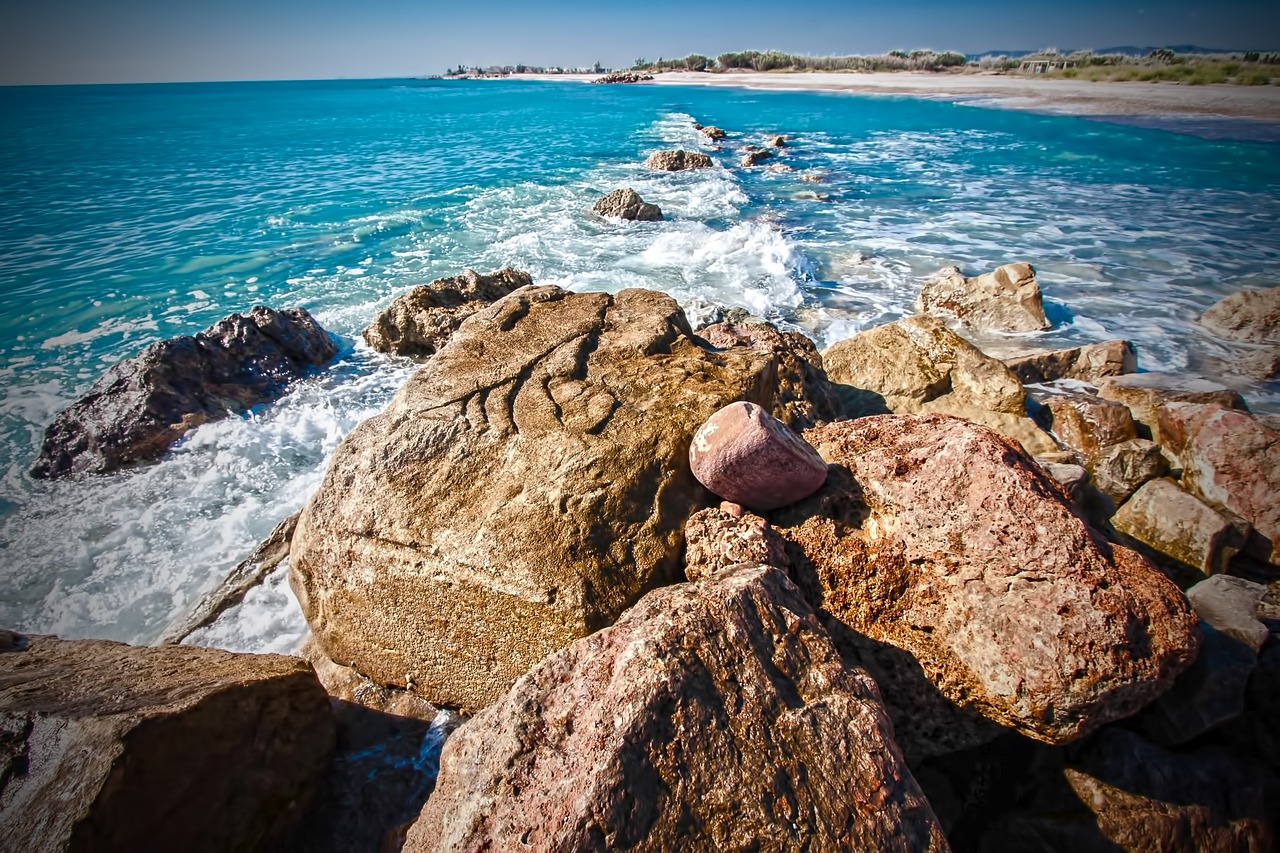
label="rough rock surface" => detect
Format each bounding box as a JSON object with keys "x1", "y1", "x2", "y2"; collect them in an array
[
  {"x1": 32, "y1": 306, "x2": 338, "y2": 479},
  {"x1": 741, "y1": 147, "x2": 774, "y2": 167},
  {"x1": 1187, "y1": 574, "x2": 1271, "y2": 653},
  {"x1": 362, "y1": 267, "x2": 532, "y2": 357},
  {"x1": 405, "y1": 565, "x2": 948, "y2": 852},
  {"x1": 774, "y1": 415, "x2": 1199, "y2": 754},
  {"x1": 916, "y1": 262, "x2": 1051, "y2": 334},
  {"x1": 770, "y1": 134, "x2": 788, "y2": 147},
  {"x1": 0, "y1": 637, "x2": 334, "y2": 853},
  {"x1": 821, "y1": 314, "x2": 1057, "y2": 455},
  {"x1": 1037, "y1": 461, "x2": 1116, "y2": 530},
  {"x1": 591, "y1": 187, "x2": 663, "y2": 221},
  {"x1": 644, "y1": 149, "x2": 714, "y2": 171},
  {"x1": 1200, "y1": 287, "x2": 1280, "y2": 343},
  {"x1": 291, "y1": 286, "x2": 789, "y2": 711},
  {"x1": 682, "y1": 505, "x2": 789, "y2": 581},
  {"x1": 689, "y1": 401, "x2": 828, "y2": 511},
  {"x1": 1003, "y1": 340, "x2": 1137, "y2": 384},
  {"x1": 1044, "y1": 390, "x2": 1138, "y2": 457},
  {"x1": 1112, "y1": 477, "x2": 1247, "y2": 578},
  {"x1": 1087, "y1": 438, "x2": 1169, "y2": 505},
  {"x1": 1096, "y1": 372, "x2": 1247, "y2": 445},
  {"x1": 698, "y1": 125, "x2": 727, "y2": 140}
]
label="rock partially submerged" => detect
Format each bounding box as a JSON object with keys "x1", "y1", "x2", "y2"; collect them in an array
[
  {"x1": 0, "y1": 637, "x2": 334, "y2": 852},
  {"x1": 644, "y1": 149, "x2": 713, "y2": 171},
  {"x1": 31, "y1": 306, "x2": 338, "y2": 479},
  {"x1": 406, "y1": 564, "x2": 948, "y2": 852},
  {"x1": 916, "y1": 262, "x2": 1051, "y2": 334},
  {"x1": 363, "y1": 267, "x2": 532, "y2": 357},
  {"x1": 741, "y1": 147, "x2": 773, "y2": 167},
  {"x1": 591, "y1": 187, "x2": 663, "y2": 221},
  {"x1": 697, "y1": 124, "x2": 727, "y2": 140}
]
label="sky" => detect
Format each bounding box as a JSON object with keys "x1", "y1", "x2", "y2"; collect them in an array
[{"x1": 1, "y1": 0, "x2": 1277, "y2": 85}]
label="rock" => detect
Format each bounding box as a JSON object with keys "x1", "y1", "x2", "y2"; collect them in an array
[
  {"x1": 800, "y1": 172, "x2": 824, "y2": 183},
  {"x1": 31, "y1": 307, "x2": 338, "y2": 479},
  {"x1": 916, "y1": 262, "x2": 1051, "y2": 334},
  {"x1": 1187, "y1": 574, "x2": 1271, "y2": 652},
  {"x1": 1038, "y1": 461, "x2": 1116, "y2": 529},
  {"x1": 683, "y1": 506, "x2": 789, "y2": 581},
  {"x1": 1096, "y1": 372, "x2": 1247, "y2": 444},
  {"x1": 1200, "y1": 287, "x2": 1280, "y2": 343},
  {"x1": 291, "y1": 286, "x2": 794, "y2": 712},
  {"x1": 770, "y1": 134, "x2": 788, "y2": 147},
  {"x1": 1231, "y1": 347, "x2": 1280, "y2": 381},
  {"x1": 698, "y1": 125, "x2": 726, "y2": 140},
  {"x1": 1173, "y1": 404, "x2": 1280, "y2": 563},
  {"x1": 0, "y1": 637, "x2": 334, "y2": 852},
  {"x1": 592, "y1": 72, "x2": 653, "y2": 83},
  {"x1": 764, "y1": 162, "x2": 794, "y2": 173},
  {"x1": 1112, "y1": 477, "x2": 1247, "y2": 579},
  {"x1": 0, "y1": 628, "x2": 28, "y2": 652},
  {"x1": 775, "y1": 415, "x2": 1199, "y2": 755},
  {"x1": 1003, "y1": 340, "x2": 1137, "y2": 384},
  {"x1": 405, "y1": 565, "x2": 948, "y2": 852},
  {"x1": 740, "y1": 148, "x2": 774, "y2": 167},
  {"x1": 822, "y1": 314, "x2": 1058, "y2": 455},
  {"x1": 300, "y1": 633, "x2": 438, "y2": 722},
  {"x1": 689, "y1": 402, "x2": 828, "y2": 511},
  {"x1": 697, "y1": 320, "x2": 842, "y2": 429},
  {"x1": 362, "y1": 267, "x2": 532, "y2": 357},
  {"x1": 1044, "y1": 390, "x2": 1138, "y2": 457},
  {"x1": 591, "y1": 187, "x2": 663, "y2": 221},
  {"x1": 1087, "y1": 438, "x2": 1169, "y2": 505},
  {"x1": 644, "y1": 149, "x2": 714, "y2": 171}
]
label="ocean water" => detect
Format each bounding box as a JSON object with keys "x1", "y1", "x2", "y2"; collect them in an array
[{"x1": 1, "y1": 78, "x2": 1278, "y2": 653}]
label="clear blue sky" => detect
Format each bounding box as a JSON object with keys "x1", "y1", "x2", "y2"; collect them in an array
[{"x1": 2, "y1": 0, "x2": 1276, "y2": 84}]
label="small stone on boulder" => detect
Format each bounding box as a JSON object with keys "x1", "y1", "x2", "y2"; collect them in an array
[
  {"x1": 644, "y1": 149, "x2": 714, "y2": 171},
  {"x1": 1003, "y1": 340, "x2": 1137, "y2": 384},
  {"x1": 591, "y1": 187, "x2": 663, "y2": 221},
  {"x1": 916, "y1": 262, "x2": 1051, "y2": 334}
]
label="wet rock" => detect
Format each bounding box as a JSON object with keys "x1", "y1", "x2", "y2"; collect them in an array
[
  {"x1": 1187, "y1": 574, "x2": 1271, "y2": 652},
  {"x1": 822, "y1": 314, "x2": 1058, "y2": 455},
  {"x1": 741, "y1": 147, "x2": 774, "y2": 167},
  {"x1": 1200, "y1": 286, "x2": 1280, "y2": 344},
  {"x1": 0, "y1": 637, "x2": 334, "y2": 853},
  {"x1": 698, "y1": 125, "x2": 726, "y2": 140},
  {"x1": 689, "y1": 401, "x2": 828, "y2": 511},
  {"x1": 1112, "y1": 477, "x2": 1248, "y2": 579},
  {"x1": 770, "y1": 134, "x2": 788, "y2": 147},
  {"x1": 1096, "y1": 372, "x2": 1247, "y2": 444},
  {"x1": 1003, "y1": 339, "x2": 1137, "y2": 384},
  {"x1": 362, "y1": 267, "x2": 531, "y2": 357},
  {"x1": 644, "y1": 149, "x2": 714, "y2": 170},
  {"x1": 683, "y1": 506, "x2": 789, "y2": 581},
  {"x1": 405, "y1": 565, "x2": 948, "y2": 852},
  {"x1": 775, "y1": 415, "x2": 1199, "y2": 756},
  {"x1": 31, "y1": 306, "x2": 338, "y2": 479},
  {"x1": 1044, "y1": 390, "x2": 1138, "y2": 457},
  {"x1": 764, "y1": 162, "x2": 793, "y2": 173},
  {"x1": 291, "y1": 287, "x2": 793, "y2": 712},
  {"x1": 591, "y1": 187, "x2": 663, "y2": 221},
  {"x1": 916, "y1": 262, "x2": 1051, "y2": 334},
  {"x1": 1087, "y1": 438, "x2": 1169, "y2": 505}
]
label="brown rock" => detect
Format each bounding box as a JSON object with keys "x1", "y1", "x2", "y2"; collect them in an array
[
  {"x1": 775, "y1": 415, "x2": 1199, "y2": 754},
  {"x1": 1096, "y1": 372, "x2": 1247, "y2": 444},
  {"x1": 0, "y1": 628, "x2": 28, "y2": 652},
  {"x1": 291, "y1": 287, "x2": 791, "y2": 712},
  {"x1": 698, "y1": 125, "x2": 727, "y2": 140},
  {"x1": 1044, "y1": 390, "x2": 1138, "y2": 457},
  {"x1": 1112, "y1": 477, "x2": 1247, "y2": 578},
  {"x1": 741, "y1": 148, "x2": 774, "y2": 167},
  {"x1": 362, "y1": 267, "x2": 531, "y2": 357},
  {"x1": 1232, "y1": 347, "x2": 1280, "y2": 381},
  {"x1": 0, "y1": 637, "x2": 334, "y2": 853},
  {"x1": 822, "y1": 314, "x2": 1058, "y2": 455},
  {"x1": 405, "y1": 565, "x2": 948, "y2": 852},
  {"x1": 683, "y1": 506, "x2": 789, "y2": 581},
  {"x1": 300, "y1": 633, "x2": 438, "y2": 722},
  {"x1": 1003, "y1": 339, "x2": 1137, "y2": 384},
  {"x1": 1087, "y1": 438, "x2": 1169, "y2": 504},
  {"x1": 916, "y1": 262, "x2": 1051, "y2": 334},
  {"x1": 31, "y1": 306, "x2": 338, "y2": 479},
  {"x1": 644, "y1": 149, "x2": 714, "y2": 171},
  {"x1": 770, "y1": 134, "x2": 788, "y2": 147},
  {"x1": 1200, "y1": 287, "x2": 1280, "y2": 343},
  {"x1": 591, "y1": 187, "x2": 663, "y2": 221}
]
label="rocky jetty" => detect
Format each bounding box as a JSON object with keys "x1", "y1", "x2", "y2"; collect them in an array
[
  {"x1": 917, "y1": 262, "x2": 1051, "y2": 333},
  {"x1": 31, "y1": 306, "x2": 337, "y2": 478},
  {"x1": 591, "y1": 187, "x2": 663, "y2": 221},
  {"x1": 363, "y1": 267, "x2": 532, "y2": 357},
  {"x1": 644, "y1": 149, "x2": 713, "y2": 171},
  {"x1": 592, "y1": 71, "x2": 653, "y2": 83}
]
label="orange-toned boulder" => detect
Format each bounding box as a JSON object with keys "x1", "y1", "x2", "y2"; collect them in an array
[
  {"x1": 644, "y1": 149, "x2": 713, "y2": 170},
  {"x1": 683, "y1": 504, "x2": 789, "y2": 581},
  {"x1": 917, "y1": 262, "x2": 1050, "y2": 333}
]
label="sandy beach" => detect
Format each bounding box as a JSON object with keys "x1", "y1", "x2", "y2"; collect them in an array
[{"x1": 519, "y1": 71, "x2": 1280, "y2": 122}]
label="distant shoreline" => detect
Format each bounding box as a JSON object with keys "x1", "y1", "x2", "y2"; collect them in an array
[{"x1": 512, "y1": 70, "x2": 1280, "y2": 123}]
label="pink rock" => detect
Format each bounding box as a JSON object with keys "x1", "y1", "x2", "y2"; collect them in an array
[{"x1": 689, "y1": 401, "x2": 828, "y2": 510}]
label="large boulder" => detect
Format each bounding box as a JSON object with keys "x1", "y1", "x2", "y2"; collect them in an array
[
  {"x1": 1096, "y1": 372, "x2": 1247, "y2": 445},
  {"x1": 405, "y1": 565, "x2": 948, "y2": 852},
  {"x1": 916, "y1": 262, "x2": 1051, "y2": 334},
  {"x1": 821, "y1": 314, "x2": 1057, "y2": 455},
  {"x1": 591, "y1": 188, "x2": 663, "y2": 221},
  {"x1": 1043, "y1": 390, "x2": 1138, "y2": 457},
  {"x1": 1200, "y1": 287, "x2": 1280, "y2": 343},
  {"x1": 31, "y1": 306, "x2": 337, "y2": 479},
  {"x1": 643, "y1": 149, "x2": 713, "y2": 171},
  {"x1": 362, "y1": 267, "x2": 531, "y2": 357},
  {"x1": 1112, "y1": 477, "x2": 1248, "y2": 579},
  {"x1": 0, "y1": 637, "x2": 334, "y2": 852},
  {"x1": 774, "y1": 415, "x2": 1199, "y2": 757},
  {"x1": 1003, "y1": 339, "x2": 1137, "y2": 384},
  {"x1": 291, "y1": 287, "x2": 792, "y2": 712}
]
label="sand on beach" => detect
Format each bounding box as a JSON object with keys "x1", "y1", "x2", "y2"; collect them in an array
[{"x1": 513, "y1": 71, "x2": 1280, "y2": 122}]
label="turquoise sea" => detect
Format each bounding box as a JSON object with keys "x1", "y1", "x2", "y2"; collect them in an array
[{"x1": 1, "y1": 78, "x2": 1278, "y2": 651}]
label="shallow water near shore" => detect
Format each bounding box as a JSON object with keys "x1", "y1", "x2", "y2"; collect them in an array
[{"x1": 1, "y1": 78, "x2": 1277, "y2": 651}]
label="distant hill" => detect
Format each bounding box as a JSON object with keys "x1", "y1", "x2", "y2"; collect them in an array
[{"x1": 967, "y1": 45, "x2": 1247, "y2": 60}]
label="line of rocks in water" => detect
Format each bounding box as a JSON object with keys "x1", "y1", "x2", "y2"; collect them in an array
[{"x1": 10, "y1": 125, "x2": 1280, "y2": 850}]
